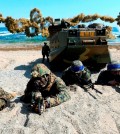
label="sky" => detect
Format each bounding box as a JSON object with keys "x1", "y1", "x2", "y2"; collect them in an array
[{"x1": 0, "y1": 0, "x2": 120, "y2": 27}]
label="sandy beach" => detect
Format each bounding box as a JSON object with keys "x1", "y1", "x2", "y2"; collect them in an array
[{"x1": 0, "y1": 46, "x2": 120, "y2": 134}]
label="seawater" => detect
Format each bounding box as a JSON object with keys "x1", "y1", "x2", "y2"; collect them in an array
[
  {"x1": 0, "y1": 27, "x2": 47, "y2": 46},
  {"x1": 0, "y1": 27, "x2": 120, "y2": 46}
]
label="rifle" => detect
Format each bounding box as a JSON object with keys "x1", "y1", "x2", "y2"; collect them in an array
[
  {"x1": 75, "y1": 74, "x2": 102, "y2": 99},
  {"x1": 80, "y1": 82, "x2": 102, "y2": 99},
  {"x1": 37, "y1": 96, "x2": 44, "y2": 115},
  {"x1": 31, "y1": 92, "x2": 44, "y2": 115},
  {"x1": 82, "y1": 82, "x2": 102, "y2": 94}
]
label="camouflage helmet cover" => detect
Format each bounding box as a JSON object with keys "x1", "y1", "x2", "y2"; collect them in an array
[
  {"x1": 107, "y1": 60, "x2": 120, "y2": 71},
  {"x1": 31, "y1": 64, "x2": 51, "y2": 78},
  {"x1": 71, "y1": 60, "x2": 84, "y2": 73}
]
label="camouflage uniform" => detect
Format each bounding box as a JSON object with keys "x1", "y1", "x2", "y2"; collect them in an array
[
  {"x1": 96, "y1": 61, "x2": 120, "y2": 86},
  {"x1": 62, "y1": 60, "x2": 91, "y2": 86},
  {"x1": 0, "y1": 87, "x2": 15, "y2": 111},
  {"x1": 21, "y1": 64, "x2": 70, "y2": 109}
]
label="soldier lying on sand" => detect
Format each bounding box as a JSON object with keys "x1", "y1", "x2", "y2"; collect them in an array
[
  {"x1": 20, "y1": 63, "x2": 70, "y2": 114},
  {"x1": 61, "y1": 60, "x2": 92, "y2": 87},
  {"x1": 96, "y1": 61, "x2": 120, "y2": 86},
  {"x1": 61, "y1": 60, "x2": 103, "y2": 97},
  {"x1": 0, "y1": 87, "x2": 16, "y2": 111}
]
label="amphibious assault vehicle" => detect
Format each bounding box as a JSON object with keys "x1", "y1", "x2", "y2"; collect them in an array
[{"x1": 48, "y1": 20, "x2": 111, "y2": 71}]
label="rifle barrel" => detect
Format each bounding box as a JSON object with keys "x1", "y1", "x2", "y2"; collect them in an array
[
  {"x1": 84, "y1": 83, "x2": 102, "y2": 94},
  {"x1": 38, "y1": 98, "x2": 41, "y2": 115}
]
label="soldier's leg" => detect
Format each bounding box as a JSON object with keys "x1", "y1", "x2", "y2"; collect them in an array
[
  {"x1": 42, "y1": 54, "x2": 45, "y2": 63},
  {"x1": 46, "y1": 54, "x2": 49, "y2": 62}
]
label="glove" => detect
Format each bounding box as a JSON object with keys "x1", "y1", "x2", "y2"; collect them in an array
[
  {"x1": 31, "y1": 91, "x2": 41, "y2": 104},
  {"x1": 35, "y1": 92, "x2": 42, "y2": 100},
  {"x1": 108, "y1": 80, "x2": 119, "y2": 86}
]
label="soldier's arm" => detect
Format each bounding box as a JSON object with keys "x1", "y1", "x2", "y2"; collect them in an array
[
  {"x1": 96, "y1": 71, "x2": 108, "y2": 85},
  {"x1": 115, "y1": 75, "x2": 120, "y2": 83},
  {"x1": 81, "y1": 67, "x2": 91, "y2": 82},
  {"x1": 44, "y1": 77, "x2": 70, "y2": 108},
  {"x1": 61, "y1": 67, "x2": 72, "y2": 85},
  {"x1": 48, "y1": 46, "x2": 50, "y2": 52},
  {"x1": 108, "y1": 80, "x2": 119, "y2": 86},
  {"x1": 21, "y1": 78, "x2": 39, "y2": 103}
]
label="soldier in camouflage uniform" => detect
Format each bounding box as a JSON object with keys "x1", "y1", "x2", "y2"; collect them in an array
[
  {"x1": 62, "y1": 60, "x2": 91, "y2": 86},
  {"x1": 96, "y1": 61, "x2": 120, "y2": 86},
  {"x1": 0, "y1": 87, "x2": 16, "y2": 111},
  {"x1": 20, "y1": 63, "x2": 70, "y2": 114}
]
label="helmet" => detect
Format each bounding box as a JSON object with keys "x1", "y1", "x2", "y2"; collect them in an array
[
  {"x1": 70, "y1": 60, "x2": 84, "y2": 73},
  {"x1": 44, "y1": 42, "x2": 47, "y2": 45},
  {"x1": 107, "y1": 61, "x2": 120, "y2": 71},
  {"x1": 31, "y1": 64, "x2": 51, "y2": 78}
]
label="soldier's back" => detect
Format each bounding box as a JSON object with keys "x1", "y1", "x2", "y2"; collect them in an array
[{"x1": 0, "y1": 87, "x2": 16, "y2": 111}]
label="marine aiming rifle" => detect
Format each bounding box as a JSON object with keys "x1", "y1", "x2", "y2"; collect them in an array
[{"x1": 75, "y1": 74, "x2": 102, "y2": 99}]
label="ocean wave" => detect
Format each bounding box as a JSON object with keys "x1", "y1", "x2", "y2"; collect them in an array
[
  {"x1": 0, "y1": 32, "x2": 12, "y2": 36},
  {"x1": 0, "y1": 31, "x2": 9, "y2": 34},
  {"x1": 112, "y1": 32, "x2": 120, "y2": 37}
]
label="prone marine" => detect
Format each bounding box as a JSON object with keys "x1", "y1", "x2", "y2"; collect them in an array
[
  {"x1": 61, "y1": 60, "x2": 92, "y2": 87},
  {"x1": 96, "y1": 61, "x2": 120, "y2": 86},
  {"x1": 20, "y1": 63, "x2": 70, "y2": 114}
]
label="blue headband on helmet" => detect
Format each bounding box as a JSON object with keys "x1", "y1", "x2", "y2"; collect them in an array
[
  {"x1": 107, "y1": 63, "x2": 120, "y2": 70},
  {"x1": 71, "y1": 65, "x2": 84, "y2": 72}
]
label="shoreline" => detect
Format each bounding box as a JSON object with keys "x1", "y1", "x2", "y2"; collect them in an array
[
  {"x1": 0, "y1": 45, "x2": 42, "y2": 51},
  {"x1": 0, "y1": 44, "x2": 120, "y2": 51},
  {"x1": 0, "y1": 41, "x2": 50, "y2": 51}
]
